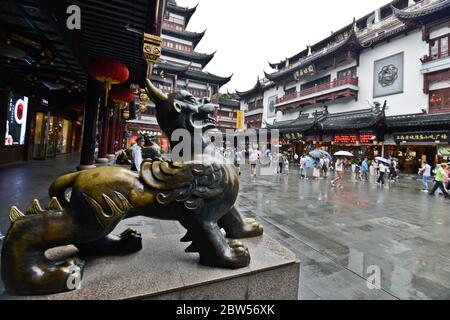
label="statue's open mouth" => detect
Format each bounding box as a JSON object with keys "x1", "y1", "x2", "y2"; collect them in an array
[{"x1": 191, "y1": 113, "x2": 217, "y2": 130}]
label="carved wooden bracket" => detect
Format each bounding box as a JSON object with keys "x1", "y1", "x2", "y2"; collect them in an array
[{"x1": 143, "y1": 33, "x2": 162, "y2": 65}]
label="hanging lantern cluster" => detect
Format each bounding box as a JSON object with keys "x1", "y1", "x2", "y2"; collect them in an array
[{"x1": 87, "y1": 57, "x2": 129, "y2": 106}]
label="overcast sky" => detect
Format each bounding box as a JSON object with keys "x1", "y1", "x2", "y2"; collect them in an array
[{"x1": 176, "y1": 0, "x2": 391, "y2": 93}]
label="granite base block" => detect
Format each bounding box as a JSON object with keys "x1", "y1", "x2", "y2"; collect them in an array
[{"x1": 1, "y1": 234, "x2": 300, "y2": 300}]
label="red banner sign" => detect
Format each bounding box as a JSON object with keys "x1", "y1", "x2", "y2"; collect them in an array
[{"x1": 333, "y1": 134, "x2": 376, "y2": 144}]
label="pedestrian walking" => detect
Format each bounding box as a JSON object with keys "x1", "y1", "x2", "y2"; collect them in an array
[
  {"x1": 299, "y1": 154, "x2": 307, "y2": 179},
  {"x1": 234, "y1": 148, "x2": 243, "y2": 176},
  {"x1": 429, "y1": 163, "x2": 450, "y2": 198},
  {"x1": 323, "y1": 157, "x2": 330, "y2": 178},
  {"x1": 418, "y1": 161, "x2": 431, "y2": 192},
  {"x1": 362, "y1": 158, "x2": 369, "y2": 181},
  {"x1": 355, "y1": 160, "x2": 362, "y2": 181},
  {"x1": 249, "y1": 147, "x2": 261, "y2": 177},
  {"x1": 312, "y1": 159, "x2": 321, "y2": 179},
  {"x1": 284, "y1": 157, "x2": 290, "y2": 175},
  {"x1": 331, "y1": 158, "x2": 344, "y2": 189},
  {"x1": 377, "y1": 161, "x2": 387, "y2": 186},
  {"x1": 277, "y1": 152, "x2": 284, "y2": 174}
]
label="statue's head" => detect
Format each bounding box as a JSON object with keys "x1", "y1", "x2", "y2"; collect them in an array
[{"x1": 145, "y1": 79, "x2": 217, "y2": 141}]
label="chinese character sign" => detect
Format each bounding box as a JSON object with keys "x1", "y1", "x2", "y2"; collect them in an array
[{"x1": 293, "y1": 65, "x2": 315, "y2": 81}]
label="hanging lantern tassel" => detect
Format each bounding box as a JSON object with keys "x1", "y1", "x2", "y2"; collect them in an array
[{"x1": 104, "y1": 79, "x2": 112, "y2": 107}]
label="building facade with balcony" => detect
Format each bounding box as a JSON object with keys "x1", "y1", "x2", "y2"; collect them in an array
[
  {"x1": 238, "y1": 0, "x2": 450, "y2": 172},
  {"x1": 128, "y1": 0, "x2": 232, "y2": 146}
]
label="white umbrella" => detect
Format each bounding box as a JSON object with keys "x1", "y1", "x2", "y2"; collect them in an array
[{"x1": 334, "y1": 151, "x2": 354, "y2": 157}]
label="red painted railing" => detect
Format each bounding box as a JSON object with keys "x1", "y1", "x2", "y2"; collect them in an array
[
  {"x1": 421, "y1": 52, "x2": 449, "y2": 63},
  {"x1": 163, "y1": 21, "x2": 184, "y2": 32},
  {"x1": 276, "y1": 76, "x2": 359, "y2": 104}
]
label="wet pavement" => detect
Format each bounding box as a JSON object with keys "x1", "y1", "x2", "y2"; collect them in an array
[{"x1": 1, "y1": 154, "x2": 449, "y2": 300}]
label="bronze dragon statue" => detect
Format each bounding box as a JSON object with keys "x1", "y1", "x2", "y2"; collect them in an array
[{"x1": 0, "y1": 80, "x2": 263, "y2": 296}]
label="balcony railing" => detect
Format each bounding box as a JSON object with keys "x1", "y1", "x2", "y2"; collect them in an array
[
  {"x1": 421, "y1": 51, "x2": 450, "y2": 63},
  {"x1": 163, "y1": 21, "x2": 184, "y2": 32},
  {"x1": 276, "y1": 76, "x2": 359, "y2": 104}
]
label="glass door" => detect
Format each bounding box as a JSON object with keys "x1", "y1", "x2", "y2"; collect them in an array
[
  {"x1": 32, "y1": 112, "x2": 49, "y2": 160},
  {"x1": 47, "y1": 116, "x2": 59, "y2": 158}
]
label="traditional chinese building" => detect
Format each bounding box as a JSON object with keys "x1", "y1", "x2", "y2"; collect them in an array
[
  {"x1": 214, "y1": 95, "x2": 241, "y2": 133},
  {"x1": 239, "y1": 0, "x2": 450, "y2": 172},
  {"x1": 128, "y1": 0, "x2": 232, "y2": 144}
]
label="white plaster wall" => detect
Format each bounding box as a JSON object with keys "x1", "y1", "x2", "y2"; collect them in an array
[
  {"x1": 357, "y1": 29, "x2": 429, "y2": 116},
  {"x1": 267, "y1": 29, "x2": 429, "y2": 123}
]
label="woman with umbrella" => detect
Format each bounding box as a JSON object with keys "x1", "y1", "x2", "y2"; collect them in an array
[
  {"x1": 309, "y1": 150, "x2": 331, "y2": 180},
  {"x1": 375, "y1": 157, "x2": 390, "y2": 187},
  {"x1": 331, "y1": 151, "x2": 353, "y2": 188}
]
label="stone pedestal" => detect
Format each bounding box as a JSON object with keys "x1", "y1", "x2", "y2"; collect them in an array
[{"x1": 1, "y1": 234, "x2": 299, "y2": 300}]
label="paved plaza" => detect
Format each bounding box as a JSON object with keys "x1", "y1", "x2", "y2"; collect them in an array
[{"x1": 1, "y1": 154, "x2": 450, "y2": 300}]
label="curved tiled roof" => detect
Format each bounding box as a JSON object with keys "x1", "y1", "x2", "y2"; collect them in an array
[
  {"x1": 154, "y1": 61, "x2": 232, "y2": 86},
  {"x1": 392, "y1": 0, "x2": 450, "y2": 21},
  {"x1": 385, "y1": 112, "x2": 450, "y2": 128},
  {"x1": 268, "y1": 22, "x2": 355, "y2": 70},
  {"x1": 267, "y1": 115, "x2": 315, "y2": 133},
  {"x1": 320, "y1": 108, "x2": 383, "y2": 131},
  {"x1": 235, "y1": 77, "x2": 265, "y2": 99},
  {"x1": 166, "y1": 1, "x2": 198, "y2": 26},
  {"x1": 161, "y1": 47, "x2": 215, "y2": 67},
  {"x1": 267, "y1": 107, "x2": 384, "y2": 133},
  {"x1": 265, "y1": 27, "x2": 363, "y2": 82},
  {"x1": 162, "y1": 28, "x2": 206, "y2": 49}
]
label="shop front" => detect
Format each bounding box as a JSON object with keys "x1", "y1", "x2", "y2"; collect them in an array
[
  {"x1": 281, "y1": 132, "x2": 308, "y2": 159},
  {"x1": 327, "y1": 132, "x2": 382, "y2": 159},
  {"x1": 387, "y1": 131, "x2": 450, "y2": 173},
  {"x1": 30, "y1": 97, "x2": 76, "y2": 160}
]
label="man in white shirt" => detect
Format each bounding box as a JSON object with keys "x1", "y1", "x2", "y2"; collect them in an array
[
  {"x1": 419, "y1": 161, "x2": 432, "y2": 192},
  {"x1": 131, "y1": 137, "x2": 145, "y2": 172}
]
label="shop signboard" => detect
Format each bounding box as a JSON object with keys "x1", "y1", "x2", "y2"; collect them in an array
[
  {"x1": 393, "y1": 131, "x2": 450, "y2": 144},
  {"x1": 332, "y1": 133, "x2": 376, "y2": 144},
  {"x1": 293, "y1": 65, "x2": 315, "y2": 81}
]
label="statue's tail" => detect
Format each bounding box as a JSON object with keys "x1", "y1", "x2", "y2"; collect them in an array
[{"x1": 49, "y1": 172, "x2": 81, "y2": 206}]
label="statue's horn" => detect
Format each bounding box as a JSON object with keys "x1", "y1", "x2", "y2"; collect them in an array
[{"x1": 146, "y1": 79, "x2": 168, "y2": 104}]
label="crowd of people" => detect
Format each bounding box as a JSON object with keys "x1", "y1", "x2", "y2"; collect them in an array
[
  {"x1": 239, "y1": 148, "x2": 450, "y2": 199},
  {"x1": 419, "y1": 161, "x2": 450, "y2": 199}
]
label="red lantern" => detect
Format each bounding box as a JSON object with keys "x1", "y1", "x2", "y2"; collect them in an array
[
  {"x1": 109, "y1": 88, "x2": 134, "y2": 104},
  {"x1": 87, "y1": 57, "x2": 129, "y2": 106}
]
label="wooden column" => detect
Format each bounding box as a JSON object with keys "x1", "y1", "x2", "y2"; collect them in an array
[
  {"x1": 107, "y1": 106, "x2": 118, "y2": 158},
  {"x1": 115, "y1": 109, "x2": 122, "y2": 152},
  {"x1": 78, "y1": 77, "x2": 100, "y2": 170},
  {"x1": 97, "y1": 102, "x2": 110, "y2": 162}
]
